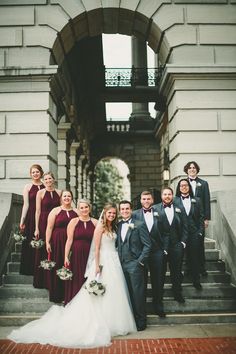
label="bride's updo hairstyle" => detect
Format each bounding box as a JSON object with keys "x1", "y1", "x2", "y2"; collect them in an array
[{"x1": 101, "y1": 202, "x2": 118, "y2": 232}]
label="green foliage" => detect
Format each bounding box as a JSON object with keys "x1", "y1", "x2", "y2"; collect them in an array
[{"x1": 94, "y1": 159, "x2": 124, "y2": 214}]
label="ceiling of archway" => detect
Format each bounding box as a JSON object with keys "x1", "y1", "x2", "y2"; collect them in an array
[{"x1": 51, "y1": 8, "x2": 163, "y2": 66}]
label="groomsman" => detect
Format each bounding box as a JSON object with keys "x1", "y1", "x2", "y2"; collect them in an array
[
  {"x1": 184, "y1": 161, "x2": 211, "y2": 276},
  {"x1": 155, "y1": 187, "x2": 188, "y2": 303},
  {"x1": 174, "y1": 179, "x2": 205, "y2": 290},
  {"x1": 116, "y1": 200, "x2": 151, "y2": 331},
  {"x1": 132, "y1": 191, "x2": 168, "y2": 318}
]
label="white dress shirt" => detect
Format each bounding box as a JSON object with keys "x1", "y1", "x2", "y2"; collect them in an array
[
  {"x1": 121, "y1": 220, "x2": 130, "y2": 242},
  {"x1": 181, "y1": 196, "x2": 191, "y2": 215},
  {"x1": 189, "y1": 179, "x2": 197, "y2": 195},
  {"x1": 164, "y1": 205, "x2": 174, "y2": 225},
  {"x1": 143, "y1": 210, "x2": 154, "y2": 232}
]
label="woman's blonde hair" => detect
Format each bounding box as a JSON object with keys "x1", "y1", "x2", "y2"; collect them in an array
[
  {"x1": 100, "y1": 202, "x2": 118, "y2": 232},
  {"x1": 43, "y1": 171, "x2": 55, "y2": 180},
  {"x1": 77, "y1": 198, "x2": 91, "y2": 210}
]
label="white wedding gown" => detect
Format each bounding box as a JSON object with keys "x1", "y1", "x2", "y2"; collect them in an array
[{"x1": 8, "y1": 233, "x2": 136, "y2": 348}]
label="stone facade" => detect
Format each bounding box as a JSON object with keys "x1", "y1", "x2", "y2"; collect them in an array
[{"x1": 0, "y1": 0, "x2": 235, "y2": 201}]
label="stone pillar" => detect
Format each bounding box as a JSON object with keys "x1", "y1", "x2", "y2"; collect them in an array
[
  {"x1": 69, "y1": 142, "x2": 80, "y2": 204},
  {"x1": 130, "y1": 36, "x2": 150, "y2": 128},
  {"x1": 57, "y1": 121, "x2": 71, "y2": 190},
  {"x1": 159, "y1": 65, "x2": 236, "y2": 193},
  {"x1": 0, "y1": 67, "x2": 58, "y2": 194},
  {"x1": 77, "y1": 154, "x2": 85, "y2": 199}
]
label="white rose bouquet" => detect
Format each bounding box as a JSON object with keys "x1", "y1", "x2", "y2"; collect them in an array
[
  {"x1": 56, "y1": 265, "x2": 73, "y2": 280},
  {"x1": 30, "y1": 237, "x2": 45, "y2": 249},
  {"x1": 13, "y1": 227, "x2": 26, "y2": 243},
  {"x1": 39, "y1": 252, "x2": 56, "y2": 270},
  {"x1": 85, "y1": 266, "x2": 106, "y2": 296}
]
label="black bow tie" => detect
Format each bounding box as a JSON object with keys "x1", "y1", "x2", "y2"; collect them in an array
[
  {"x1": 121, "y1": 219, "x2": 131, "y2": 224},
  {"x1": 163, "y1": 203, "x2": 172, "y2": 208},
  {"x1": 143, "y1": 208, "x2": 152, "y2": 213},
  {"x1": 189, "y1": 178, "x2": 196, "y2": 182},
  {"x1": 182, "y1": 195, "x2": 190, "y2": 200}
]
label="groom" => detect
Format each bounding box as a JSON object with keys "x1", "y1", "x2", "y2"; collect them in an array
[{"x1": 116, "y1": 200, "x2": 151, "y2": 331}]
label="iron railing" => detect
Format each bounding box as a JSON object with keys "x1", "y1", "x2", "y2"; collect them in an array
[{"x1": 105, "y1": 67, "x2": 162, "y2": 87}]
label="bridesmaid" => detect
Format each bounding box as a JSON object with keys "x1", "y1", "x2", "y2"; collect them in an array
[
  {"x1": 64, "y1": 199, "x2": 97, "y2": 305},
  {"x1": 19, "y1": 164, "x2": 44, "y2": 275},
  {"x1": 33, "y1": 172, "x2": 61, "y2": 289},
  {"x1": 45, "y1": 190, "x2": 78, "y2": 303}
]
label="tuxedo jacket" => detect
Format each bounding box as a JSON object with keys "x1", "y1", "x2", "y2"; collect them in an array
[
  {"x1": 116, "y1": 218, "x2": 151, "y2": 266},
  {"x1": 132, "y1": 207, "x2": 167, "y2": 253},
  {"x1": 153, "y1": 202, "x2": 189, "y2": 251},
  {"x1": 190, "y1": 176, "x2": 211, "y2": 220},
  {"x1": 174, "y1": 196, "x2": 205, "y2": 236}
]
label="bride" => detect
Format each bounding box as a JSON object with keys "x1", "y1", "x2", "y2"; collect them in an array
[{"x1": 8, "y1": 203, "x2": 137, "y2": 348}]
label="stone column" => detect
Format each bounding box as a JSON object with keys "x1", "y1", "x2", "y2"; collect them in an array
[
  {"x1": 69, "y1": 142, "x2": 80, "y2": 204},
  {"x1": 159, "y1": 65, "x2": 236, "y2": 193},
  {"x1": 0, "y1": 67, "x2": 58, "y2": 194},
  {"x1": 77, "y1": 154, "x2": 85, "y2": 199},
  {"x1": 57, "y1": 121, "x2": 71, "y2": 190},
  {"x1": 130, "y1": 36, "x2": 150, "y2": 128}
]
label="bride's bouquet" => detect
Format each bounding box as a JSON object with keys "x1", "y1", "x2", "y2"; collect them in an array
[
  {"x1": 85, "y1": 266, "x2": 106, "y2": 296},
  {"x1": 39, "y1": 252, "x2": 56, "y2": 270},
  {"x1": 30, "y1": 237, "x2": 45, "y2": 249},
  {"x1": 56, "y1": 264, "x2": 73, "y2": 280}
]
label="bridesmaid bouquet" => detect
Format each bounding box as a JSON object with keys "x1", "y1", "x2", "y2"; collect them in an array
[
  {"x1": 40, "y1": 252, "x2": 56, "y2": 270},
  {"x1": 56, "y1": 265, "x2": 73, "y2": 280},
  {"x1": 30, "y1": 237, "x2": 45, "y2": 248},
  {"x1": 13, "y1": 227, "x2": 26, "y2": 243}
]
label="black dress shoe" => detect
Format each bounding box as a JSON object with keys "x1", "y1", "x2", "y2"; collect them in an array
[
  {"x1": 156, "y1": 311, "x2": 166, "y2": 318},
  {"x1": 193, "y1": 282, "x2": 202, "y2": 290},
  {"x1": 201, "y1": 270, "x2": 208, "y2": 277},
  {"x1": 174, "y1": 295, "x2": 185, "y2": 303},
  {"x1": 137, "y1": 325, "x2": 146, "y2": 331}
]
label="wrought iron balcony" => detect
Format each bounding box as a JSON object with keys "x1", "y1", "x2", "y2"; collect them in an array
[{"x1": 105, "y1": 67, "x2": 162, "y2": 87}]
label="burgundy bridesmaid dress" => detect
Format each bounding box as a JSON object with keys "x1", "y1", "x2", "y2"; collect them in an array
[
  {"x1": 33, "y1": 190, "x2": 60, "y2": 289},
  {"x1": 64, "y1": 219, "x2": 95, "y2": 305},
  {"x1": 20, "y1": 184, "x2": 44, "y2": 275},
  {"x1": 48, "y1": 209, "x2": 77, "y2": 303}
]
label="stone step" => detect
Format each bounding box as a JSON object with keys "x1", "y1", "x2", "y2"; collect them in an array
[
  {"x1": 1, "y1": 312, "x2": 236, "y2": 327},
  {"x1": 0, "y1": 298, "x2": 51, "y2": 314},
  {"x1": 148, "y1": 271, "x2": 231, "y2": 284},
  {"x1": 3, "y1": 274, "x2": 33, "y2": 285},
  {"x1": 0, "y1": 285, "x2": 48, "y2": 299},
  {"x1": 182, "y1": 260, "x2": 225, "y2": 272},
  {"x1": 147, "y1": 284, "x2": 236, "y2": 298},
  {"x1": 146, "y1": 298, "x2": 236, "y2": 313},
  {"x1": 147, "y1": 312, "x2": 236, "y2": 326},
  {"x1": 11, "y1": 252, "x2": 21, "y2": 263}
]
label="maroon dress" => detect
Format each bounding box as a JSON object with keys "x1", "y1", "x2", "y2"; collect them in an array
[
  {"x1": 33, "y1": 190, "x2": 60, "y2": 289},
  {"x1": 49, "y1": 209, "x2": 77, "y2": 303},
  {"x1": 20, "y1": 184, "x2": 44, "y2": 275},
  {"x1": 64, "y1": 219, "x2": 95, "y2": 305}
]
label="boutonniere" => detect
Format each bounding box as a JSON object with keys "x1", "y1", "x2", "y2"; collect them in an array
[
  {"x1": 197, "y1": 182, "x2": 202, "y2": 187},
  {"x1": 153, "y1": 211, "x2": 159, "y2": 217},
  {"x1": 191, "y1": 198, "x2": 196, "y2": 203},
  {"x1": 175, "y1": 208, "x2": 181, "y2": 213},
  {"x1": 128, "y1": 223, "x2": 135, "y2": 229}
]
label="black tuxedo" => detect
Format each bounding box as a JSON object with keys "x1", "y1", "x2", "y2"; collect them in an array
[
  {"x1": 154, "y1": 202, "x2": 188, "y2": 298},
  {"x1": 132, "y1": 207, "x2": 168, "y2": 313},
  {"x1": 189, "y1": 176, "x2": 211, "y2": 272},
  {"x1": 174, "y1": 196, "x2": 204, "y2": 283},
  {"x1": 116, "y1": 218, "x2": 151, "y2": 329}
]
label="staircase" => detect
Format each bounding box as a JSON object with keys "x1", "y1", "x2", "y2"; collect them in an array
[{"x1": 0, "y1": 238, "x2": 236, "y2": 326}]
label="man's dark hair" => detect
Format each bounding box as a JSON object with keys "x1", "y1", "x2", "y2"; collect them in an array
[
  {"x1": 175, "y1": 178, "x2": 194, "y2": 197},
  {"x1": 119, "y1": 200, "x2": 133, "y2": 209},
  {"x1": 184, "y1": 161, "x2": 200, "y2": 174}
]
